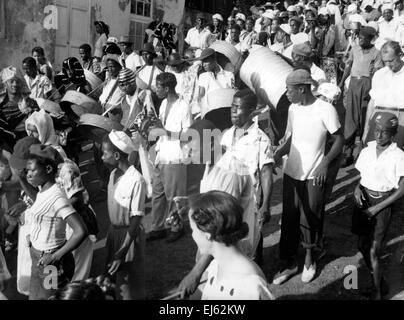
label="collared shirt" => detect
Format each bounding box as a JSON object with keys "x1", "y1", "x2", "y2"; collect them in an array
[
  {"x1": 82, "y1": 58, "x2": 102, "y2": 74},
  {"x1": 348, "y1": 45, "x2": 382, "y2": 77},
  {"x1": 220, "y1": 122, "x2": 274, "y2": 185},
  {"x1": 120, "y1": 89, "x2": 145, "y2": 129},
  {"x1": 356, "y1": 141, "x2": 404, "y2": 192},
  {"x1": 185, "y1": 27, "x2": 211, "y2": 49},
  {"x1": 155, "y1": 98, "x2": 192, "y2": 164},
  {"x1": 285, "y1": 99, "x2": 341, "y2": 181},
  {"x1": 370, "y1": 65, "x2": 404, "y2": 109},
  {"x1": 107, "y1": 166, "x2": 146, "y2": 227},
  {"x1": 24, "y1": 74, "x2": 53, "y2": 99},
  {"x1": 27, "y1": 184, "x2": 76, "y2": 251}
]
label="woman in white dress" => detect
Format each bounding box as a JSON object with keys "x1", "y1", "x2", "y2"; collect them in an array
[
  {"x1": 94, "y1": 21, "x2": 110, "y2": 61},
  {"x1": 188, "y1": 191, "x2": 274, "y2": 300}
]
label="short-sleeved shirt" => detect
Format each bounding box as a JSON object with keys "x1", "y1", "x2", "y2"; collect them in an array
[
  {"x1": 370, "y1": 65, "x2": 404, "y2": 109},
  {"x1": 24, "y1": 74, "x2": 53, "y2": 99},
  {"x1": 94, "y1": 34, "x2": 108, "y2": 59},
  {"x1": 221, "y1": 122, "x2": 274, "y2": 186},
  {"x1": 27, "y1": 184, "x2": 76, "y2": 251},
  {"x1": 155, "y1": 98, "x2": 192, "y2": 164},
  {"x1": 285, "y1": 99, "x2": 341, "y2": 181},
  {"x1": 107, "y1": 166, "x2": 146, "y2": 227},
  {"x1": 348, "y1": 45, "x2": 382, "y2": 78},
  {"x1": 356, "y1": 141, "x2": 404, "y2": 192},
  {"x1": 185, "y1": 27, "x2": 211, "y2": 49}
]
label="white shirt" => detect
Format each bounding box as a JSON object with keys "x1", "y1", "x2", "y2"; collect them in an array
[
  {"x1": 120, "y1": 52, "x2": 144, "y2": 71},
  {"x1": 198, "y1": 66, "x2": 235, "y2": 116},
  {"x1": 202, "y1": 260, "x2": 274, "y2": 300},
  {"x1": 185, "y1": 27, "x2": 211, "y2": 49},
  {"x1": 155, "y1": 98, "x2": 192, "y2": 164},
  {"x1": 311, "y1": 63, "x2": 327, "y2": 82},
  {"x1": 220, "y1": 122, "x2": 274, "y2": 185},
  {"x1": 255, "y1": 17, "x2": 263, "y2": 33},
  {"x1": 356, "y1": 141, "x2": 404, "y2": 192},
  {"x1": 24, "y1": 74, "x2": 53, "y2": 99},
  {"x1": 99, "y1": 78, "x2": 125, "y2": 111},
  {"x1": 370, "y1": 65, "x2": 404, "y2": 109},
  {"x1": 27, "y1": 184, "x2": 76, "y2": 251},
  {"x1": 107, "y1": 166, "x2": 146, "y2": 227},
  {"x1": 137, "y1": 65, "x2": 162, "y2": 92},
  {"x1": 376, "y1": 18, "x2": 399, "y2": 50},
  {"x1": 291, "y1": 33, "x2": 310, "y2": 45},
  {"x1": 285, "y1": 99, "x2": 341, "y2": 181}
]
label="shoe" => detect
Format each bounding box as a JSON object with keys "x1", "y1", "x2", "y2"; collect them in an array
[
  {"x1": 272, "y1": 263, "x2": 298, "y2": 285},
  {"x1": 301, "y1": 263, "x2": 316, "y2": 283},
  {"x1": 166, "y1": 229, "x2": 185, "y2": 243},
  {"x1": 146, "y1": 229, "x2": 168, "y2": 242}
]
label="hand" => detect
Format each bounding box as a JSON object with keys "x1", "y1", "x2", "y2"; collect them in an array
[
  {"x1": 312, "y1": 161, "x2": 328, "y2": 187},
  {"x1": 107, "y1": 259, "x2": 123, "y2": 275},
  {"x1": 7, "y1": 201, "x2": 27, "y2": 218},
  {"x1": 259, "y1": 206, "x2": 271, "y2": 225},
  {"x1": 38, "y1": 252, "x2": 59, "y2": 267},
  {"x1": 363, "y1": 205, "x2": 380, "y2": 219},
  {"x1": 354, "y1": 185, "x2": 366, "y2": 208},
  {"x1": 178, "y1": 269, "x2": 202, "y2": 299}
]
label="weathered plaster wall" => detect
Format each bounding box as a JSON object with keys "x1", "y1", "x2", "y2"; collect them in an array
[{"x1": 0, "y1": 0, "x2": 55, "y2": 69}]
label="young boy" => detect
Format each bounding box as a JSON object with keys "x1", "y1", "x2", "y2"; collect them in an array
[
  {"x1": 352, "y1": 112, "x2": 404, "y2": 300},
  {"x1": 101, "y1": 130, "x2": 146, "y2": 300}
]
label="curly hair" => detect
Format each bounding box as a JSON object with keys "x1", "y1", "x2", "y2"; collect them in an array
[{"x1": 189, "y1": 190, "x2": 248, "y2": 246}]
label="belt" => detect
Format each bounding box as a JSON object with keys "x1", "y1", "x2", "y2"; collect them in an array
[
  {"x1": 364, "y1": 187, "x2": 393, "y2": 199},
  {"x1": 351, "y1": 76, "x2": 370, "y2": 80},
  {"x1": 376, "y1": 106, "x2": 403, "y2": 112}
]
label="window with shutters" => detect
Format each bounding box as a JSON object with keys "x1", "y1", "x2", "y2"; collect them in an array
[{"x1": 130, "y1": 0, "x2": 152, "y2": 18}]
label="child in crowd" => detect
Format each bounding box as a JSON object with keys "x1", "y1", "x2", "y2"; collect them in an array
[{"x1": 352, "y1": 112, "x2": 404, "y2": 300}]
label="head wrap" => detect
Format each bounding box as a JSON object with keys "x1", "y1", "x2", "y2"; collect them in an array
[
  {"x1": 61, "y1": 57, "x2": 86, "y2": 86},
  {"x1": 109, "y1": 130, "x2": 138, "y2": 154},
  {"x1": 375, "y1": 112, "x2": 399, "y2": 131},
  {"x1": 118, "y1": 68, "x2": 136, "y2": 84},
  {"x1": 0, "y1": 66, "x2": 31, "y2": 95},
  {"x1": 212, "y1": 14, "x2": 224, "y2": 21},
  {"x1": 26, "y1": 109, "x2": 58, "y2": 146},
  {"x1": 57, "y1": 159, "x2": 87, "y2": 199}
]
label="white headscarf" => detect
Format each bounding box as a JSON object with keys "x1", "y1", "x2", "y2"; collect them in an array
[{"x1": 25, "y1": 109, "x2": 58, "y2": 146}]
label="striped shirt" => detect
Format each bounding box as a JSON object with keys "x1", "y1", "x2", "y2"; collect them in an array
[{"x1": 27, "y1": 184, "x2": 76, "y2": 251}]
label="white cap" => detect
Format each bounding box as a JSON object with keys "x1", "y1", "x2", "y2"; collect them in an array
[
  {"x1": 349, "y1": 13, "x2": 367, "y2": 25},
  {"x1": 287, "y1": 5, "x2": 298, "y2": 12},
  {"x1": 263, "y1": 10, "x2": 275, "y2": 19},
  {"x1": 382, "y1": 3, "x2": 394, "y2": 12},
  {"x1": 280, "y1": 23, "x2": 291, "y2": 35},
  {"x1": 235, "y1": 13, "x2": 246, "y2": 21},
  {"x1": 107, "y1": 37, "x2": 119, "y2": 44},
  {"x1": 316, "y1": 82, "x2": 341, "y2": 101},
  {"x1": 109, "y1": 130, "x2": 138, "y2": 154},
  {"x1": 347, "y1": 4, "x2": 358, "y2": 14},
  {"x1": 212, "y1": 14, "x2": 223, "y2": 21},
  {"x1": 318, "y1": 7, "x2": 330, "y2": 15}
]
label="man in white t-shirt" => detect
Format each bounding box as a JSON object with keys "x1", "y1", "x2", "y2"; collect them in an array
[
  {"x1": 272, "y1": 69, "x2": 344, "y2": 286},
  {"x1": 147, "y1": 72, "x2": 192, "y2": 243},
  {"x1": 118, "y1": 36, "x2": 144, "y2": 71},
  {"x1": 289, "y1": 16, "x2": 309, "y2": 45}
]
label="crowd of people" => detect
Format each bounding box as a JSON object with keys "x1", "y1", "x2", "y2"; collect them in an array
[{"x1": 1, "y1": 0, "x2": 404, "y2": 301}]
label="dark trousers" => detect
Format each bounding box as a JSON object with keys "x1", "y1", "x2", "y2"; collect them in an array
[
  {"x1": 279, "y1": 174, "x2": 325, "y2": 261},
  {"x1": 29, "y1": 246, "x2": 75, "y2": 300},
  {"x1": 344, "y1": 77, "x2": 371, "y2": 149}
]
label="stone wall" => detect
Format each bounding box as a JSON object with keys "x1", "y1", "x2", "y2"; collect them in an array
[{"x1": 0, "y1": 0, "x2": 55, "y2": 69}]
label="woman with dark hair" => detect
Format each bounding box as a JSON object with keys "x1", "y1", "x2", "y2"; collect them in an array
[
  {"x1": 55, "y1": 57, "x2": 92, "y2": 95},
  {"x1": 188, "y1": 191, "x2": 273, "y2": 300},
  {"x1": 31, "y1": 47, "x2": 54, "y2": 82},
  {"x1": 25, "y1": 144, "x2": 86, "y2": 300},
  {"x1": 94, "y1": 21, "x2": 110, "y2": 60}
]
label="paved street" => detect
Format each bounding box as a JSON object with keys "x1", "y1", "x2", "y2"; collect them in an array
[{"x1": 3, "y1": 144, "x2": 404, "y2": 300}]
